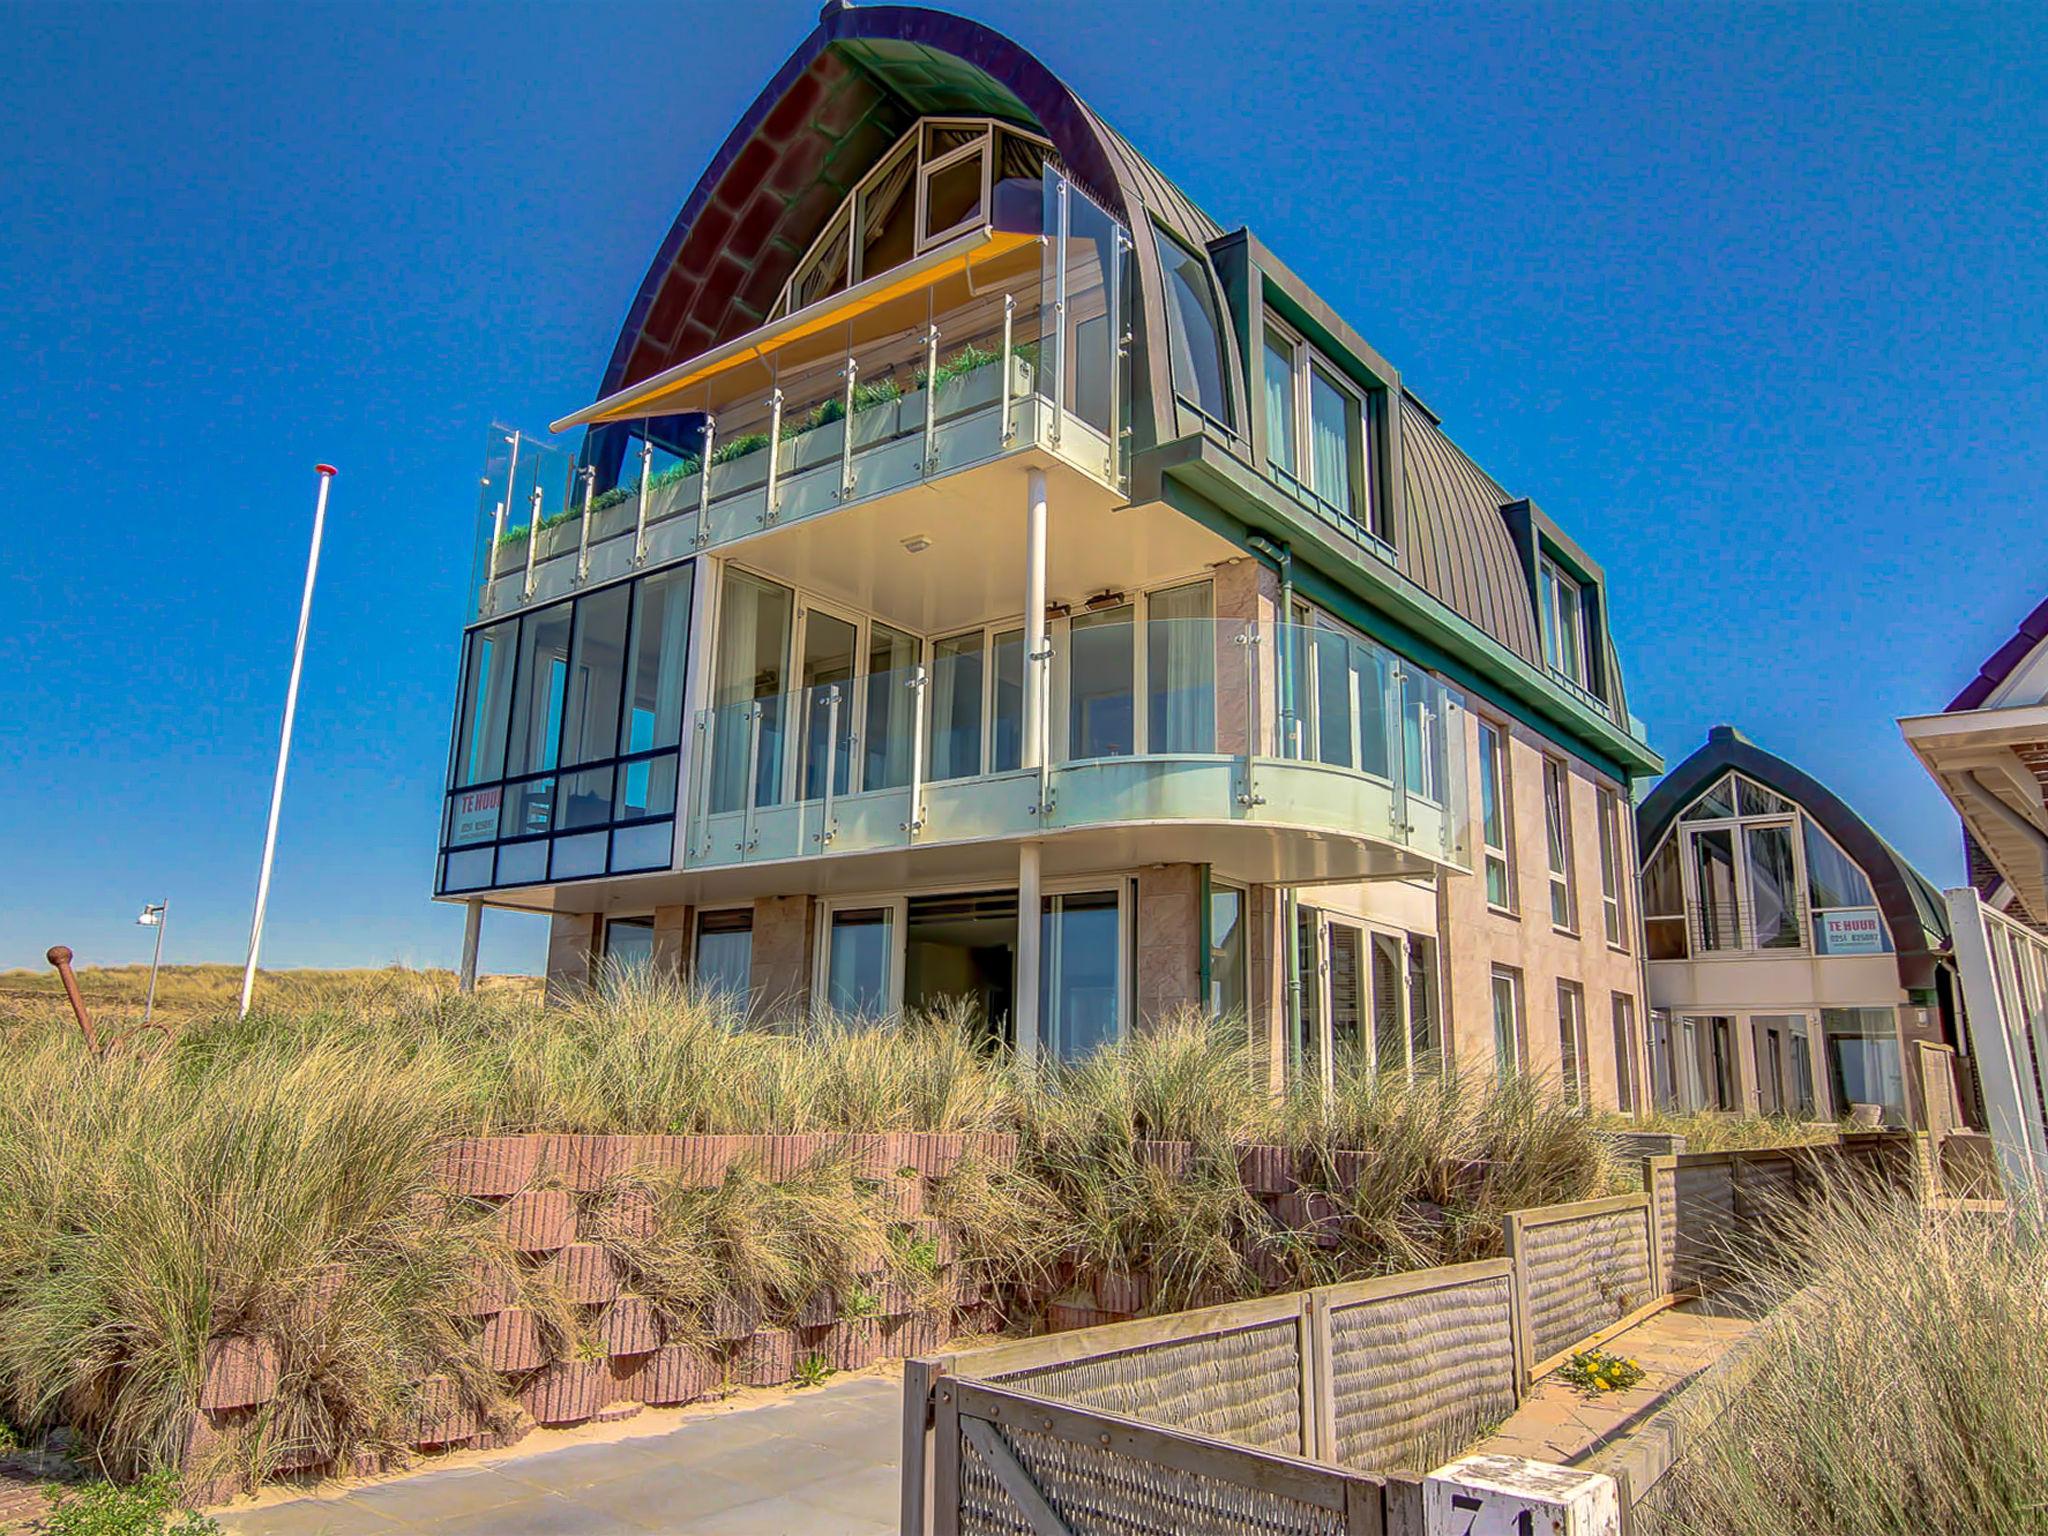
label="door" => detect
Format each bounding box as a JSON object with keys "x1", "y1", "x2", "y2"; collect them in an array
[{"x1": 1684, "y1": 818, "x2": 1805, "y2": 952}]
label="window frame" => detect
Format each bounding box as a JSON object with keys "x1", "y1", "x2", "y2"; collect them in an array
[
  {"x1": 1478, "y1": 716, "x2": 1516, "y2": 914},
  {"x1": 1542, "y1": 756, "x2": 1578, "y2": 934},
  {"x1": 1556, "y1": 980, "x2": 1589, "y2": 1108},
  {"x1": 1611, "y1": 993, "x2": 1639, "y2": 1115},
  {"x1": 1538, "y1": 555, "x2": 1590, "y2": 691},
  {"x1": 1260, "y1": 314, "x2": 1384, "y2": 550},
  {"x1": 1596, "y1": 784, "x2": 1630, "y2": 951},
  {"x1": 1490, "y1": 965, "x2": 1525, "y2": 1081},
  {"x1": 1154, "y1": 221, "x2": 1235, "y2": 430}
]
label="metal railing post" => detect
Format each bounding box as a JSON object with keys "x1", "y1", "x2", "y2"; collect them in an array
[
  {"x1": 521, "y1": 482, "x2": 543, "y2": 598},
  {"x1": 904, "y1": 666, "x2": 928, "y2": 836},
  {"x1": 1236, "y1": 627, "x2": 1264, "y2": 810},
  {"x1": 739, "y1": 703, "x2": 763, "y2": 854},
  {"x1": 1051, "y1": 177, "x2": 1069, "y2": 445},
  {"x1": 575, "y1": 466, "x2": 595, "y2": 581},
  {"x1": 921, "y1": 326, "x2": 941, "y2": 474},
  {"x1": 1105, "y1": 229, "x2": 1127, "y2": 481},
  {"x1": 693, "y1": 414, "x2": 717, "y2": 548},
  {"x1": 836, "y1": 357, "x2": 859, "y2": 500},
  {"x1": 632, "y1": 436, "x2": 653, "y2": 562},
  {"x1": 999, "y1": 293, "x2": 1016, "y2": 445},
  {"x1": 762, "y1": 389, "x2": 785, "y2": 525},
  {"x1": 690, "y1": 713, "x2": 714, "y2": 860},
  {"x1": 816, "y1": 686, "x2": 841, "y2": 847}
]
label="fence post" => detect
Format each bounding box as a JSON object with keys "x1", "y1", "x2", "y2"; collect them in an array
[
  {"x1": 1304, "y1": 1289, "x2": 1338, "y2": 1462},
  {"x1": 1501, "y1": 1213, "x2": 1531, "y2": 1398},
  {"x1": 901, "y1": 1357, "x2": 942, "y2": 1536}
]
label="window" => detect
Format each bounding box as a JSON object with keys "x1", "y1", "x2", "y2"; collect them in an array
[
  {"x1": 1642, "y1": 837, "x2": 1687, "y2": 959},
  {"x1": 1597, "y1": 786, "x2": 1629, "y2": 949},
  {"x1": 1156, "y1": 225, "x2": 1232, "y2": 426},
  {"x1": 1490, "y1": 967, "x2": 1523, "y2": 1080},
  {"x1": 601, "y1": 916, "x2": 656, "y2": 972},
  {"x1": 1478, "y1": 719, "x2": 1514, "y2": 910},
  {"x1": 1407, "y1": 937, "x2": 1440, "y2": 1065},
  {"x1": 1209, "y1": 884, "x2": 1246, "y2": 1020},
  {"x1": 709, "y1": 569, "x2": 793, "y2": 814},
  {"x1": 1538, "y1": 557, "x2": 1588, "y2": 690},
  {"x1": 904, "y1": 891, "x2": 1018, "y2": 1048},
  {"x1": 1262, "y1": 319, "x2": 1382, "y2": 545},
  {"x1": 1704, "y1": 1017, "x2": 1737, "y2": 1112},
  {"x1": 824, "y1": 905, "x2": 897, "y2": 1018},
  {"x1": 693, "y1": 910, "x2": 752, "y2": 1001},
  {"x1": 1043, "y1": 890, "x2": 1124, "y2": 1060},
  {"x1": 1611, "y1": 994, "x2": 1639, "y2": 1114},
  {"x1": 1752, "y1": 1014, "x2": 1817, "y2": 1119},
  {"x1": 454, "y1": 619, "x2": 515, "y2": 788},
  {"x1": 1146, "y1": 581, "x2": 1215, "y2": 753},
  {"x1": 1822, "y1": 1008, "x2": 1906, "y2": 1124},
  {"x1": 1557, "y1": 982, "x2": 1588, "y2": 1107},
  {"x1": 1543, "y1": 758, "x2": 1576, "y2": 931},
  {"x1": 928, "y1": 631, "x2": 986, "y2": 781},
  {"x1": 1067, "y1": 604, "x2": 1136, "y2": 759}
]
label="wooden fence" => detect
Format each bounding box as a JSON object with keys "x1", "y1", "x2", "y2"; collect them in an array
[{"x1": 905, "y1": 1128, "x2": 1971, "y2": 1535}]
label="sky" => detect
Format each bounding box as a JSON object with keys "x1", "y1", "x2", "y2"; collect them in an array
[{"x1": 2, "y1": 0, "x2": 2042, "y2": 977}]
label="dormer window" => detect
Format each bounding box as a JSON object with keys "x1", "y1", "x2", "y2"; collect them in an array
[
  {"x1": 1538, "y1": 555, "x2": 1589, "y2": 691},
  {"x1": 1262, "y1": 317, "x2": 1387, "y2": 550},
  {"x1": 774, "y1": 119, "x2": 1051, "y2": 322}
]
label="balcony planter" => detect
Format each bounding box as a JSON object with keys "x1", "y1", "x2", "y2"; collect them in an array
[
  {"x1": 499, "y1": 1189, "x2": 576, "y2": 1252},
  {"x1": 599, "y1": 1295, "x2": 663, "y2": 1357},
  {"x1": 520, "y1": 1359, "x2": 609, "y2": 1426},
  {"x1": 638, "y1": 1343, "x2": 715, "y2": 1406},
  {"x1": 430, "y1": 1136, "x2": 539, "y2": 1197},
  {"x1": 728, "y1": 1327, "x2": 795, "y2": 1388},
  {"x1": 545, "y1": 1243, "x2": 622, "y2": 1305},
  {"x1": 199, "y1": 1336, "x2": 280, "y2": 1411},
  {"x1": 707, "y1": 437, "x2": 770, "y2": 498},
  {"x1": 931, "y1": 353, "x2": 1033, "y2": 425},
  {"x1": 783, "y1": 414, "x2": 845, "y2": 475},
  {"x1": 480, "y1": 1307, "x2": 547, "y2": 1373}
]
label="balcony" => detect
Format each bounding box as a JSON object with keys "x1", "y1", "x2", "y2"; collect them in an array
[
  {"x1": 677, "y1": 619, "x2": 1469, "y2": 898},
  {"x1": 467, "y1": 169, "x2": 1131, "y2": 624}
]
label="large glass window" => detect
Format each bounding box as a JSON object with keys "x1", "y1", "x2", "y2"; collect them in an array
[
  {"x1": 1690, "y1": 826, "x2": 1741, "y2": 951},
  {"x1": 693, "y1": 910, "x2": 752, "y2": 1001},
  {"x1": 1643, "y1": 837, "x2": 1687, "y2": 959},
  {"x1": 508, "y1": 603, "x2": 572, "y2": 778},
  {"x1": 929, "y1": 631, "x2": 985, "y2": 781},
  {"x1": 1068, "y1": 605, "x2": 1135, "y2": 759},
  {"x1": 905, "y1": 891, "x2": 1017, "y2": 1048},
  {"x1": 1611, "y1": 994, "x2": 1639, "y2": 1114},
  {"x1": 1263, "y1": 320, "x2": 1382, "y2": 544},
  {"x1": 1745, "y1": 822, "x2": 1802, "y2": 949},
  {"x1": 1543, "y1": 758, "x2": 1576, "y2": 930},
  {"x1": 454, "y1": 620, "x2": 516, "y2": 787},
  {"x1": 1479, "y1": 719, "x2": 1513, "y2": 910},
  {"x1": 992, "y1": 628, "x2": 1025, "y2": 773},
  {"x1": 619, "y1": 567, "x2": 691, "y2": 758},
  {"x1": 1308, "y1": 362, "x2": 1365, "y2": 528},
  {"x1": 1823, "y1": 1008, "x2": 1905, "y2": 1123},
  {"x1": 560, "y1": 583, "x2": 630, "y2": 769},
  {"x1": 1146, "y1": 581, "x2": 1214, "y2": 753},
  {"x1": 1407, "y1": 937, "x2": 1440, "y2": 1064},
  {"x1": 825, "y1": 906, "x2": 895, "y2": 1018},
  {"x1": 1156, "y1": 225, "x2": 1233, "y2": 426},
  {"x1": 710, "y1": 570, "x2": 792, "y2": 814},
  {"x1": 1043, "y1": 890, "x2": 1122, "y2": 1060},
  {"x1": 602, "y1": 916, "x2": 656, "y2": 972},
  {"x1": 1262, "y1": 327, "x2": 1297, "y2": 478},
  {"x1": 863, "y1": 623, "x2": 919, "y2": 792}
]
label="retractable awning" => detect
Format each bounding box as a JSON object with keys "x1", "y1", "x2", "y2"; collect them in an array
[{"x1": 550, "y1": 227, "x2": 1039, "y2": 434}]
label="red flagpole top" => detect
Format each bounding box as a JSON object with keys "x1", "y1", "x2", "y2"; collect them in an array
[{"x1": 315, "y1": 463, "x2": 338, "y2": 477}]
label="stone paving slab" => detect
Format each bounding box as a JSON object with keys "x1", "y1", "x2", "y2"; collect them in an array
[{"x1": 218, "y1": 1373, "x2": 903, "y2": 1536}]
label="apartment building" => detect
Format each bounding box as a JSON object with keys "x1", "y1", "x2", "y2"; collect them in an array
[
  {"x1": 434, "y1": 1, "x2": 1662, "y2": 1103},
  {"x1": 1639, "y1": 726, "x2": 1958, "y2": 1127}
]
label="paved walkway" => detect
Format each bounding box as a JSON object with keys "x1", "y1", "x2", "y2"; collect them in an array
[
  {"x1": 217, "y1": 1373, "x2": 902, "y2": 1536},
  {"x1": 1477, "y1": 1300, "x2": 1757, "y2": 1467}
]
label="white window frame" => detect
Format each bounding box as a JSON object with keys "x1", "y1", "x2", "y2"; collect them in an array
[
  {"x1": 1490, "y1": 965, "x2": 1524, "y2": 1080},
  {"x1": 1543, "y1": 756, "x2": 1577, "y2": 933},
  {"x1": 1478, "y1": 716, "x2": 1516, "y2": 914},
  {"x1": 1555, "y1": 980, "x2": 1589, "y2": 1108},
  {"x1": 1299, "y1": 904, "x2": 1425, "y2": 1088},
  {"x1": 913, "y1": 121, "x2": 995, "y2": 252},
  {"x1": 1039, "y1": 878, "x2": 1134, "y2": 1062},
  {"x1": 1597, "y1": 784, "x2": 1629, "y2": 950},
  {"x1": 1611, "y1": 992, "x2": 1639, "y2": 1115},
  {"x1": 812, "y1": 895, "x2": 909, "y2": 1020},
  {"x1": 1261, "y1": 316, "x2": 1382, "y2": 547},
  {"x1": 1538, "y1": 555, "x2": 1589, "y2": 690}
]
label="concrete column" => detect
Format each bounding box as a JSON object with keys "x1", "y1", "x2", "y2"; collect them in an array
[
  {"x1": 1022, "y1": 467, "x2": 1048, "y2": 771},
  {"x1": 458, "y1": 899, "x2": 483, "y2": 994},
  {"x1": 1016, "y1": 841, "x2": 1042, "y2": 1063}
]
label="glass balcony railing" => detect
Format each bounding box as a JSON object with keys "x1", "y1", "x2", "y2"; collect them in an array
[
  {"x1": 681, "y1": 619, "x2": 1468, "y2": 879},
  {"x1": 466, "y1": 168, "x2": 1133, "y2": 623}
]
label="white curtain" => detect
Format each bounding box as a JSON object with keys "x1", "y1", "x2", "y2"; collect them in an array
[
  {"x1": 1146, "y1": 582, "x2": 1213, "y2": 753},
  {"x1": 863, "y1": 624, "x2": 919, "y2": 791}
]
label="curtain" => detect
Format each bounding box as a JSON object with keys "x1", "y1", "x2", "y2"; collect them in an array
[
  {"x1": 711, "y1": 572, "x2": 790, "y2": 813},
  {"x1": 1263, "y1": 333, "x2": 1296, "y2": 477},
  {"x1": 863, "y1": 624, "x2": 919, "y2": 791},
  {"x1": 928, "y1": 634, "x2": 984, "y2": 782},
  {"x1": 1309, "y1": 367, "x2": 1355, "y2": 519},
  {"x1": 1146, "y1": 582, "x2": 1214, "y2": 753}
]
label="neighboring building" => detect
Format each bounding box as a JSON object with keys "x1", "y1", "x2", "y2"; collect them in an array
[
  {"x1": 1900, "y1": 595, "x2": 2048, "y2": 1187},
  {"x1": 1638, "y1": 726, "x2": 1958, "y2": 1127},
  {"x1": 434, "y1": 2, "x2": 1661, "y2": 1103}
]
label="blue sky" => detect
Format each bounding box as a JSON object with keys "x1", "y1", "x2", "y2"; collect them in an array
[{"x1": 3, "y1": 0, "x2": 2042, "y2": 976}]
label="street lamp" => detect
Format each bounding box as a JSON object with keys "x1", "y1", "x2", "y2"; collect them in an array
[{"x1": 136, "y1": 900, "x2": 167, "y2": 1026}]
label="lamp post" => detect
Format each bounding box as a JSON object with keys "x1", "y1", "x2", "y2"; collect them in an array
[
  {"x1": 136, "y1": 901, "x2": 167, "y2": 1026},
  {"x1": 239, "y1": 463, "x2": 336, "y2": 1018}
]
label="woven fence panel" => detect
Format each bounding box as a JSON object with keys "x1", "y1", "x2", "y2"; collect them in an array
[
  {"x1": 1327, "y1": 1272, "x2": 1515, "y2": 1473},
  {"x1": 1520, "y1": 1206, "x2": 1654, "y2": 1366},
  {"x1": 958, "y1": 1418, "x2": 1347, "y2": 1536},
  {"x1": 1671, "y1": 1161, "x2": 1736, "y2": 1292},
  {"x1": 993, "y1": 1322, "x2": 1304, "y2": 1454}
]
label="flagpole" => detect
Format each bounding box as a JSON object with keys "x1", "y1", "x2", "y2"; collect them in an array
[{"x1": 240, "y1": 464, "x2": 336, "y2": 1018}]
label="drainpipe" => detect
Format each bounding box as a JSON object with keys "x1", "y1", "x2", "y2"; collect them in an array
[
  {"x1": 1961, "y1": 771, "x2": 2048, "y2": 891},
  {"x1": 1246, "y1": 534, "x2": 1301, "y2": 1084}
]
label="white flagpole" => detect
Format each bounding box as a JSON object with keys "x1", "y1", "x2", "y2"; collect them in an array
[{"x1": 240, "y1": 464, "x2": 336, "y2": 1018}]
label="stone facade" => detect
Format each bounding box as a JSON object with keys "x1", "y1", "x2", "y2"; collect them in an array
[
  {"x1": 749, "y1": 894, "x2": 815, "y2": 1018},
  {"x1": 544, "y1": 914, "x2": 598, "y2": 1005},
  {"x1": 1135, "y1": 864, "x2": 1202, "y2": 1023}
]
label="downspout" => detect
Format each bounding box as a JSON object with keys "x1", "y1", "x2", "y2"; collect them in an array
[
  {"x1": 1247, "y1": 534, "x2": 1301, "y2": 1084},
  {"x1": 1961, "y1": 771, "x2": 2048, "y2": 890}
]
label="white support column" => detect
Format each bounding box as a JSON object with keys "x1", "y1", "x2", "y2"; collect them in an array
[
  {"x1": 1022, "y1": 467, "x2": 1049, "y2": 772},
  {"x1": 1016, "y1": 841, "x2": 1042, "y2": 1065},
  {"x1": 458, "y1": 899, "x2": 483, "y2": 994}
]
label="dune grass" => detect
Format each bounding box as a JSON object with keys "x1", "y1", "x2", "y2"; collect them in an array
[
  {"x1": 0, "y1": 976, "x2": 1618, "y2": 1489},
  {"x1": 1656, "y1": 1194, "x2": 2048, "y2": 1536},
  {"x1": 1609, "y1": 1106, "x2": 1842, "y2": 1153}
]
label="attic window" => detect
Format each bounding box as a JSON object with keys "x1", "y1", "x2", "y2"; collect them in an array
[{"x1": 1156, "y1": 224, "x2": 1233, "y2": 428}]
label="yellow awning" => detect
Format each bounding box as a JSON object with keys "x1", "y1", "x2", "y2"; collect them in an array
[{"x1": 550, "y1": 227, "x2": 1039, "y2": 433}]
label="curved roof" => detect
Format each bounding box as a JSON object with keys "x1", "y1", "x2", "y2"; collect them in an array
[{"x1": 1638, "y1": 724, "x2": 1949, "y2": 989}]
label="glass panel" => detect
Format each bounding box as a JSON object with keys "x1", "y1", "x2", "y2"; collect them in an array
[
  {"x1": 556, "y1": 766, "x2": 615, "y2": 832},
  {"x1": 1480, "y1": 721, "x2": 1510, "y2": 907},
  {"x1": 1544, "y1": 759, "x2": 1573, "y2": 928},
  {"x1": 1805, "y1": 819, "x2": 1877, "y2": 909},
  {"x1": 922, "y1": 151, "x2": 984, "y2": 240},
  {"x1": 1297, "y1": 911, "x2": 1323, "y2": 1084},
  {"x1": 1309, "y1": 628, "x2": 1354, "y2": 767},
  {"x1": 1263, "y1": 329, "x2": 1297, "y2": 478},
  {"x1": 1146, "y1": 583, "x2": 1215, "y2": 753},
  {"x1": 614, "y1": 753, "x2": 677, "y2": 822},
  {"x1": 550, "y1": 831, "x2": 606, "y2": 880},
  {"x1": 1738, "y1": 777, "x2": 1795, "y2": 817},
  {"x1": 454, "y1": 620, "x2": 516, "y2": 787},
  {"x1": 1708, "y1": 1018, "x2": 1736, "y2": 1111},
  {"x1": 1690, "y1": 827, "x2": 1740, "y2": 951},
  {"x1": 929, "y1": 632, "x2": 985, "y2": 781},
  {"x1": 1328, "y1": 924, "x2": 1364, "y2": 1062},
  {"x1": 507, "y1": 603, "x2": 572, "y2": 777},
  {"x1": 1155, "y1": 224, "x2": 1232, "y2": 424},
  {"x1": 504, "y1": 777, "x2": 556, "y2": 840},
  {"x1": 441, "y1": 847, "x2": 492, "y2": 892},
  {"x1": 1371, "y1": 935, "x2": 1403, "y2": 1071},
  {"x1": 619, "y1": 566, "x2": 691, "y2": 756},
  {"x1": 1044, "y1": 891, "x2": 1121, "y2": 1060},
  {"x1": 826, "y1": 907, "x2": 894, "y2": 1018},
  {"x1": 791, "y1": 207, "x2": 851, "y2": 311},
  {"x1": 798, "y1": 609, "x2": 858, "y2": 801},
  {"x1": 1612, "y1": 997, "x2": 1636, "y2": 1114},
  {"x1": 1558, "y1": 986, "x2": 1585, "y2": 1107},
  {"x1": 560, "y1": 582, "x2": 629, "y2": 769},
  {"x1": 493, "y1": 839, "x2": 546, "y2": 886},
  {"x1": 694, "y1": 914, "x2": 753, "y2": 1001},
  {"x1": 863, "y1": 623, "x2": 919, "y2": 791},
  {"x1": 1308, "y1": 363, "x2": 1360, "y2": 523},
  {"x1": 711, "y1": 571, "x2": 792, "y2": 813},
  {"x1": 1643, "y1": 838, "x2": 1683, "y2": 915},
  {"x1": 992, "y1": 628, "x2": 1024, "y2": 773},
  {"x1": 857, "y1": 141, "x2": 916, "y2": 283},
  {"x1": 1061, "y1": 186, "x2": 1119, "y2": 434},
  {"x1": 1681, "y1": 774, "x2": 1736, "y2": 820},
  {"x1": 603, "y1": 916, "x2": 656, "y2": 971},
  {"x1": 609, "y1": 820, "x2": 672, "y2": 871},
  {"x1": 1491, "y1": 971, "x2": 1520, "y2": 1078},
  {"x1": 1745, "y1": 823, "x2": 1801, "y2": 948},
  {"x1": 1824, "y1": 1008, "x2": 1905, "y2": 1123},
  {"x1": 1598, "y1": 790, "x2": 1625, "y2": 946},
  {"x1": 1209, "y1": 886, "x2": 1245, "y2": 1019},
  {"x1": 1067, "y1": 607, "x2": 1134, "y2": 760},
  {"x1": 446, "y1": 787, "x2": 500, "y2": 848},
  {"x1": 905, "y1": 891, "x2": 1017, "y2": 1047},
  {"x1": 1407, "y1": 937, "x2": 1439, "y2": 1062}
]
